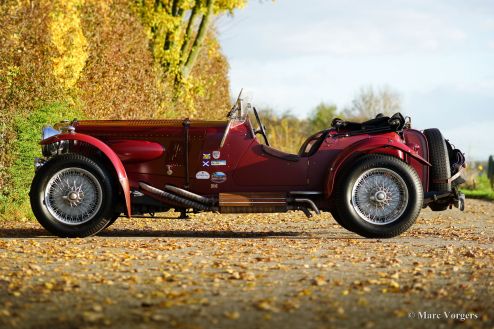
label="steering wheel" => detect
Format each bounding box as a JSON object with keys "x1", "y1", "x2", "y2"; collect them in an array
[{"x1": 253, "y1": 107, "x2": 270, "y2": 146}]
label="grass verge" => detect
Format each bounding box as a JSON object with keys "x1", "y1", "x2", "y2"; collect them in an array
[
  {"x1": 0, "y1": 102, "x2": 83, "y2": 220},
  {"x1": 463, "y1": 189, "x2": 494, "y2": 201}
]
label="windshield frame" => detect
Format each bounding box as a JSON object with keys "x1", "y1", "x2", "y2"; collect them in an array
[{"x1": 220, "y1": 89, "x2": 254, "y2": 148}]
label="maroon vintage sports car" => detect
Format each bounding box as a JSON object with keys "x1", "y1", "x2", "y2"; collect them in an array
[{"x1": 30, "y1": 91, "x2": 466, "y2": 238}]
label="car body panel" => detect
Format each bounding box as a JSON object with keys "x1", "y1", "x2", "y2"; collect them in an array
[
  {"x1": 40, "y1": 119, "x2": 430, "y2": 216},
  {"x1": 321, "y1": 133, "x2": 431, "y2": 197}
]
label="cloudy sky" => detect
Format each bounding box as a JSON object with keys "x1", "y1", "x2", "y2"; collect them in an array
[{"x1": 217, "y1": 0, "x2": 494, "y2": 160}]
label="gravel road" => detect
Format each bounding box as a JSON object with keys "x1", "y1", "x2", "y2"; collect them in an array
[{"x1": 1, "y1": 199, "x2": 493, "y2": 329}]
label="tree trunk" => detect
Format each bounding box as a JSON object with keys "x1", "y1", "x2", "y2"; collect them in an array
[
  {"x1": 171, "y1": 0, "x2": 180, "y2": 16},
  {"x1": 181, "y1": 0, "x2": 214, "y2": 78},
  {"x1": 179, "y1": 3, "x2": 198, "y2": 60},
  {"x1": 164, "y1": 0, "x2": 183, "y2": 51}
]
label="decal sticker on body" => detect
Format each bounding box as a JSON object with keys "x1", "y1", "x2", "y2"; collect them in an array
[
  {"x1": 195, "y1": 171, "x2": 210, "y2": 179},
  {"x1": 211, "y1": 172, "x2": 227, "y2": 183},
  {"x1": 211, "y1": 160, "x2": 226, "y2": 166}
]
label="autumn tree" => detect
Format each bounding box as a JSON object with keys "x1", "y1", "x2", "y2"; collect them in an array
[
  {"x1": 344, "y1": 86, "x2": 401, "y2": 120},
  {"x1": 308, "y1": 102, "x2": 338, "y2": 133},
  {"x1": 135, "y1": 0, "x2": 246, "y2": 80},
  {"x1": 257, "y1": 109, "x2": 309, "y2": 153}
]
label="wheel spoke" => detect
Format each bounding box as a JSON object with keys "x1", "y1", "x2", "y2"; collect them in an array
[
  {"x1": 351, "y1": 168, "x2": 408, "y2": 225},
  {"x1": 44, "y1": 168, "x2": 103, "y2": 225}
]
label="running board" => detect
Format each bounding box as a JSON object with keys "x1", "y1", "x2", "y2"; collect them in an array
[
  {"x1": 218, "y1": 192, "x2": 321, "y2": 218},
  {"x1": 219, "y1": 192, "x2": 288, "y2": 214},
  {"x1": 137, "y1": 185, "x2": 322, "y2": 217}
]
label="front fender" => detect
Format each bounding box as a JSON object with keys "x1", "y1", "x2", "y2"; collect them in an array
[
  {"x1": 41, "y1": 133, "x2": 131, "y2": 217},
  {"x1": 324, "y1": 136, "x2": 430, "y2": 198}
]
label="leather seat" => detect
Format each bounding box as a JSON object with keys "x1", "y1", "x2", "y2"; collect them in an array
[
  {"x1": 261, "y1": 144, "x2": 300, "y2": 162},
  {"x1": 260, "y1": 130, "x2": 330, "y2": 162}
]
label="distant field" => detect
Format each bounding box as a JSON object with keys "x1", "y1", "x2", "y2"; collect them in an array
[
  {"x1": 463, "y1": 189, "x2": 494, "y2": 201},
  {"x1": 462, "y1": 174, "x2": 494, "y2": 201}
]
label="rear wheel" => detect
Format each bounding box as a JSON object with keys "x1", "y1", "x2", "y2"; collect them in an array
[
  {"x1": 424, "y1": 128, "x2": 451, "y2": 211},
  {"x1": 30, "y1": 154, "x2": 113, "y2": 237},
  {"x1": 335, "y1": 155, "x2": 423, "y2": 238},
  {"x1": 330, "y1": 209, "x2": 354, "y2": 232}
]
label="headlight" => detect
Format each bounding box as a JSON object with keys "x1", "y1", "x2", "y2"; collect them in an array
[
  {"x1": 42, "y1": 126, "x2": 60, "y2": 140},
  {"x1": 41, "y1": 126, "x2": 69, "y2": 157}
]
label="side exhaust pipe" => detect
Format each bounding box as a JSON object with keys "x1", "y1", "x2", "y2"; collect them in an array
[
  {"x1": 139, "y1": 182, "x2": 215, "y2": 211},
  {"x1": 164, "y1": 185, "x2": 215, "y2": 205},
  {"x1": 291, "y1": 198, "x2": 320, "y2": 215}
]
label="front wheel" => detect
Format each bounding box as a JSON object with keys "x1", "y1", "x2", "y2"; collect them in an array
[
  {"x1": 30, "y1": 154, "x2": 114, "y2": 237},
  {"x1": 335, "y1": 155, "x2": 423, "y2": 238},
  {"x1": 105, "y1": 212, "x2": 120, "y2": 228}
]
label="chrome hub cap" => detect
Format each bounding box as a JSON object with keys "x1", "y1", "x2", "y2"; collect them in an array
[
  {"x1": 44, "y1": 168, "x2": 103, "y2": 225},
  {"x1": 351, "y1": 168, "x2": 408, "y2": 225}
]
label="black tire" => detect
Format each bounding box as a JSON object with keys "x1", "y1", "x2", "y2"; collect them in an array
[
  {"x1": 105, "y1": 213, "x2": 120, "y2": 228},
  {"x1": 424, "y1": 129, "x2": 451, "y2": 211},
  {"x1": 334, "y1": 155, "x2": 423, "y2": 238},
  {"x1": 30, "y1": 154, "x2": 113, "y2": 238},
  {"x1": 330, "y1": 210, "x2": 354, "y2": 232},
  {"x1": 424, "y1": 128, "x2": 451, "y2": 191}
]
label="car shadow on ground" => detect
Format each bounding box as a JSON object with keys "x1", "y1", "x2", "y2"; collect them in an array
[
  {"x1": 99, "y1": 229, "x2": 304, "y2": 239},
  {"x1": 0, "y1": 227, "x2": 304, "y2": 239},
  {"x1": 0, "y1": 228, "x2": 355, "y2": 239},
  {"x1": 0, "y1": 228, "x2": 47, "y2": 238}
]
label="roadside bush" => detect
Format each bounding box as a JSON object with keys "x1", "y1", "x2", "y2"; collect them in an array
[
  {"x1": 78, "y1": 0, "x2": 163, "y2": 119},
  {"x1": 0, "y1": 0, "x2": 232, "y2": 219},
  {"x1": 0, "y1": 0, "x2": 65, "y2": 218},
  {"x1": 1, "y1": 103, "x2": 83, "y2": 219}
]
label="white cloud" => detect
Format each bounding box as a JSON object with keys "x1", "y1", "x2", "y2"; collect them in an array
[
  {"x1": 481, "y1": 18, "x2": 494, "y2": 29},
  {"x1": 220, "y1": 0, "x2": 470, "y2": 58},
  {"x1": 219, "y1": 0, "x2": 494, "y2": 159}
]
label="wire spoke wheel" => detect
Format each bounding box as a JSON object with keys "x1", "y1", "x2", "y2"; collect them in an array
[
  {"x1": 351, "y1": 168, "x2": 409, "y2": 225},
  {"x1": 44, "y1": 167, "x2": 103, "y2": 225}
]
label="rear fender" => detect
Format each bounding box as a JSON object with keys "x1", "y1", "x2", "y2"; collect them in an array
[
  {"x1": 324, "y1": 136, "x2": 430, "y2": 198},
  {"x1": 41, "y1": 133, "x2": 131, "y2": 217}
]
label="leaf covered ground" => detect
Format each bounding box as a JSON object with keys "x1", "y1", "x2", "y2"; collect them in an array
[{"x1": 0, "y1": 199, "x2": 493, "y2": 329}]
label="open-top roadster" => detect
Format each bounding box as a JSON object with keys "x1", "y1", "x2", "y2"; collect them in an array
[{"x1": 30, "y1": 91, "x2": 466, "y2": 238}]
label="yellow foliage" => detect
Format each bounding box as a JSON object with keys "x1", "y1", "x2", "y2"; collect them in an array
[
  {"x1": 77, "y1": 0, "x2": 162, "y2": 119},
  {"x1": 167, "y1": 33, "x2": 231, "y2": 120},
  {"x1": 134, "y1": 0, "x2": 242, "y2": 117},
  {"x1": 0, "y1": 0, "x2": 234, "y2": 216},
  {"x1": 260, "y1": 111, "x2": 310, "y2": 154},
  {"x1": 49, "y1": 0, "x2": 88, "y2": 91},
  {"x1": 0, "y1": 0, "x2": 65, "y2": 201}
]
